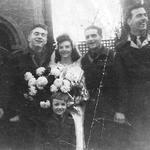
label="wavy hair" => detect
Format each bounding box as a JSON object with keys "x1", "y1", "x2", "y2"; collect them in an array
[{"x1": 54, "y1": 34, "x2": 80, "y2": 63}]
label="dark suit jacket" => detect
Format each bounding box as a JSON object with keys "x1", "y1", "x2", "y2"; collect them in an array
[
  {"x1": 81, "y1": 46, "x2": 116, "y2": 118},
  {"x1": 7, "y1": 46, "x2": 52, "y2": 118},
  {"x1": 114, "y1": 40, "x2": 150, "y2": 121}
]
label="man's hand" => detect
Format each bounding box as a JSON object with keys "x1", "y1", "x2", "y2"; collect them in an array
[
  {"x1": 0, "y1": 108, "x2": 4, "y2": 119},
  {"x1": 9, "y1": 115, "x2": 20, "y2": 122},
  {"x1": 114, "y1": 112, "x2": 126, "y2": 124}
]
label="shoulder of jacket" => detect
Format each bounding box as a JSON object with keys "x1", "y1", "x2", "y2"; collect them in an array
[
  {"x1": 81, "y1": 52, "x2": 88, "y2": 58},
  {"x1": 115, "y1": 40, "x2": 130, "y2": 53},
  {"x1": 9, "y1": 50, "x2": 26, "y2": 59},
  {"x1": 81, "y1": 52, "x2": 89, "y2": 62},
  {"x1": 107, "y1": 48, "x2": 114, "y2": 55}
]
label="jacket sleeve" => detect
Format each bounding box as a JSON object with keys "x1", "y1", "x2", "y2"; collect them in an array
[{"x1": 114, "y1": 51, "x2": 128, "y2": 114}]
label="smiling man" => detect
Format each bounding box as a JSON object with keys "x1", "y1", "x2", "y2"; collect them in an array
[
  {"x1": 114, "y1": 4, "x2": 150, "y2": 150},
  {"x1": 27, "y1": 24, "x2": 49, "y2": 66},
  {"x1": 28, "y1": 25, "x2": 48, "y2": 51},
  {"x1": 7, "y1": 24, "x2": 52, "y2": 150},
  {"x1": 81, "y1": 25, "x2": 116, "y2": 149}
]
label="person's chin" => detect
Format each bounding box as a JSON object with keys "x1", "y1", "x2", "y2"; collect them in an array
[
  {"x1": 56, "y1": 110, "x2": 65, "y2": 115},
  {"x1": 89, "y1": 46, "x2": 97, "y2": 50},
  {"x1": 138, "y1": 24, "x2": 147, "y2": 30},
  {"x1": 61, "y1": 54, "x2": 71, "y2": 58},
  {"x1": 88, "y1": 44, "x2": 97, "y2": 49},
  {"x1": 56, "y1": 112, "x2": 64, "y2": 115},
  {"x1": 33, "y1": 44, "x2": 44, "y2": 49}
]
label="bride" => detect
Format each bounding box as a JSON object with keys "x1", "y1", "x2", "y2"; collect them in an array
[{"x1": 49, "y1": 34, "x2": 88, "y2": 150}]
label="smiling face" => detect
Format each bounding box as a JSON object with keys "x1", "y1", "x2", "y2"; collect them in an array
[
  {"x1": 127, "y1": 7, "x2": 148, "y2": 34},
  {"x1": 28, "y1": 27, "x2": 48, "y2": 50},
  {"x1": 85, "y1": 28, "x2": 102, "y2": 50},
  {"x1": 52, "y1": 99, "x2": 67, "y2": 116},
  {"x1": 58, "y1": 41, "x2": 72, "y2": 59}
]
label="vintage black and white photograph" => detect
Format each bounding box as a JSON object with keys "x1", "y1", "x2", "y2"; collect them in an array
[{"x1": 0, "y1": 0, "x2": 150, "y2": 150}]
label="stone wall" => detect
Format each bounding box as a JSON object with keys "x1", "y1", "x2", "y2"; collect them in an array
[{"x1": 0, "y1": 0, "x2": 54, "y2": 52}]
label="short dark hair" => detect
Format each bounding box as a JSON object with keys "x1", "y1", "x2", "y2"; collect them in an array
[
  {"x1": 123, "y1": 3, "x2": 147, "y2": 34},
  {"x1": 30, "y1": 24, "x2": 48, "y2": 33},
  {"x1": 55, "y1": 34, "x2": 80, "y2": 63},
  {"x1": 125, "y1": 4, "x2": 146, "y2": 22},
  {"x1": 85, "y1": 25, "x2": 102, "y2": 36}
]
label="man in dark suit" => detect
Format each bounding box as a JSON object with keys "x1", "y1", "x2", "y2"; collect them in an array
[
  {"x1": 8, "y1": 24, "x2": 52, "y2": 150},
  {"x1": 81, "y1": 25, "x2": 117, "y2": 150},
  {"x1": 114, "y1": 4, "x2": 150, "y2": 150}
]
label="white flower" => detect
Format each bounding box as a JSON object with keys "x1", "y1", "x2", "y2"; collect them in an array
[
  {"x1": 45, "y1": 100, "x2": 51, "y2": 107},
  {"x1": 40, "y1": 100, "x2": 51, "y2": 108},
  {"x1": 50, "y1": 84, "x2": 58, "y2": 92},
  {"x1": 51, "y1": 67, "x2": 61, "y2": 77},
  {"x1": 65, "y1": 66, "x2": 83, "y2": 83},
  {"x1": 28, "y1": 78, "x2": 36, "y2": 86},
  {"x1": 60, "y1": 80, "x2": 71, "y2": 93},
  {"x1": 55, "y1": 63, "x2": 64, "y2": 71},
  {"x1": 36, "y1": 67, "x2": 46, "y2": 76},
  {"x1": 24, "y1": 72, "x2": 34, "y2": 81},
  {"x1": 63, "y1": 79, "x2": 71, "y2": 87},
  {"x1": 40, "y1": 101, "x2": 45, "y2": 108},
  {"x1": 53, "y1": 78, "x2": 63, "y2": 88},
  {"x1": 29, "y1": 86, "x2": 37, "y2": 96},
  {"x1": 65, "y1": 71, "x2": 74, "y2": 82},
  {"x1": 60, "y1": 85, "x2": 70, "y2": 93},
  {"x1": 36, "y1": 76, "x2": 48, "y2": 89}
]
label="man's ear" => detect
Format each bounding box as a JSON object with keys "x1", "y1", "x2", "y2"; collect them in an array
[
  {"x1": 27, "y1": 33, "x2": 31, "y2": 42},
  {"x1": 127, "y1": 18, "x2": 131, "y2": 26},
  {"x1": 44, "y1": 38, "x2": 48, "y2": 45},
  {"x1": 27, "y1": 36, "x2": 30, "y2": 42}
]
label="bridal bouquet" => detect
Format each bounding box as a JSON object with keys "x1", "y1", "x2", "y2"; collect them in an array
[
  {"x1": 50, "y1": 63, "x2": 89, "y2": 106},
  {"x1": 24, "y1": 67, "x2": 54, "y2": 108},
  {"x1": 24, "y1": 64, "x2": 89, "y2": 108}
]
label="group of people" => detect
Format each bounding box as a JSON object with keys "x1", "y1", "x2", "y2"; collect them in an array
[{"x1": 0, "y1": 3, "x2": 150, "y2": 150}]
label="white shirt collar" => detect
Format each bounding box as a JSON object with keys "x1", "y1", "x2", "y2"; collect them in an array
[{"x1": 127, "y1": 34, "x2": 150, "y2": 49}]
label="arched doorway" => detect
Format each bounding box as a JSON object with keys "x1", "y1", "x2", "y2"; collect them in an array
[
  {"x1": 0, "y1": 24, "x2": 12, "y2": 51},
  {"x1": 0, "y1": 15, "x2": 27, "y2": 53}
]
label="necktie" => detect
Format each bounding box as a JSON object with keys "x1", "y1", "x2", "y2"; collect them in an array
[{"x1": 136, "y1": 36, "x2": 142, "y2": 48}]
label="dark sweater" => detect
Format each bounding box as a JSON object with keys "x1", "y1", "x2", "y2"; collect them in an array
[{"x1": 35, "y1": 112, "x2": 75, "y2": 150}]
